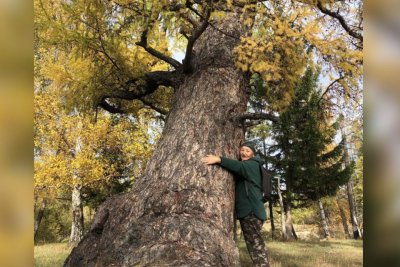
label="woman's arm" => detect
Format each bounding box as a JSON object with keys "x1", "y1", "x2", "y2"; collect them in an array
[
  {"x1": 201, "y1": 154, "x2": 245, "y2": 177},
  {"x1": 201, "y1": 155, "x2": 221, "y2": 165}
]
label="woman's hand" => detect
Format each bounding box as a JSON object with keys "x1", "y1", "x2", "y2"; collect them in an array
[{"x1": 201, "y1": 154, "x2": 221, "y2": 165}]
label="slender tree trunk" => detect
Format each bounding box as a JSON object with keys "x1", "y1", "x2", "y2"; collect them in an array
[
  {"x1": 65, "y1": 17, "x2": 249, "y2": 266},
  {"x1": 318, "y1": 198, "x2": 330, "y2": 238},
  {"x1": 269, "y1": 200, "x2": 276, "y2": 239},
  {"x1": 336, "y1": 194, "x2": 350, "y2": 238},
  {"x1": 342, "y1": 128, "x2": 362, "y2": 239},
  {"x1": 34, "y1": 199, "x2": 47, "y2": 244},
  {"x1": 284, "y1": 201, "x2": 298, "y2": 240},
  {"x1": 69, "y1": 184, "x2": 84, "y2": 244},
  {"x1": 277, "y1": 176, "x2": 287, "y2": 240},
  {"x1": 262, "y1": 139, "x2": 275, "y2": 239},
  {"x1": 347, "y1": 181, "x2": 362, "y2": 239}
]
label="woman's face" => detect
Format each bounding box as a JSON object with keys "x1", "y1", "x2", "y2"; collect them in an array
[{"x1": 240, "y1": 146, "x2": 254, "y2": 161}]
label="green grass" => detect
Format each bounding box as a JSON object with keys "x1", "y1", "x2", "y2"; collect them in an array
[
  {"x1": 238, "y1": 238, "x2": 363, "y2": 267},
  {"x1": 34, "y1": 239, "x2": 362, "y2": 267},
  {"x1": 34, "y1": 243, "x2": 72, "y2": 267}
]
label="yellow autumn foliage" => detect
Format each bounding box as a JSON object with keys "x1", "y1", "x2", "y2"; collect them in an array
[
  {"x1": 233, "y1": 0, "x2": 362, "y2": 111},
  {"x1": 34, "y1": 84, "x2": 158, "y2": 200}
]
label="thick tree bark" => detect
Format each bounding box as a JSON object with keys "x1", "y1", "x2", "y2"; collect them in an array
[
  {"x1": 34, "y1": 199, "x2": 47, "y2": 244},
  {"x1": 336, "y1": 194, "x2": 350, "y2": 238},
  {"x1": 69, "y1": 184, "x2": 84, "y2": 244},
  {"x1": 65, "y1": 17, "x2": 249, "y2": 266},
  {"x1": 318, "y1": 198, "x2": 330, "y2": 238}
]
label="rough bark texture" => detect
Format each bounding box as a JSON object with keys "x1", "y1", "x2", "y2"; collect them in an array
[
  {"x1": 318, "y1": 198, "x2": 330, "y2": 238},
  {"x1": 65, "y1": 17, "x2": 249, "y2": 266},
  {"x1": 69, "y1": 184, "x2": 84, "y2": 244},
  {"x1": 34, "y1": 199, "x2": 47, "y2": 244}
]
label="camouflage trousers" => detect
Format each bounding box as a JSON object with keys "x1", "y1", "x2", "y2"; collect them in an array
[{"x1": 240, "y1": 214, "x2": 270, "y2": 267}]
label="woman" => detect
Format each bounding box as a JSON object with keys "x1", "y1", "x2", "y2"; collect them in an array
[{"x1": 201, "y1": 142, "x2": 270, "y2": 267}]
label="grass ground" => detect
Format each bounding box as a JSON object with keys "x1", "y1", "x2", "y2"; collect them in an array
[
  {"x1": 238, "y1": 239, "x2": 363, "y2": 267},
  {"x1": 34, "y1": 239, "x2": 362, "y2": 267},
  {"x1": 34, "y1": 243, "x2": 72, "y2": 267}
]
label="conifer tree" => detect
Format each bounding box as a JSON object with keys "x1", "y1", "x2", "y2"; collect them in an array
[{"x1": 268, "y1": 68, "x2": 352, "y2": 238}]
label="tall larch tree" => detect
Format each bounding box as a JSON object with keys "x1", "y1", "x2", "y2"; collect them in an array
[{"x1": 34, "y1": 0, "x2": 362, "y2": 265}]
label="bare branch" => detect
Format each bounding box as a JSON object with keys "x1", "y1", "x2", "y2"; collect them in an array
[
  {"x1": 182, "y1": 3, "x2": 212, "y2": 73},
  {"x1": 180, "y1": 29, "x2": 190, "y2": 40},
  {"x1": 106, "y1": 71, "x2": 177, "y2": 100},
  {"x1": 99, "y1": 71, "x2": 177, "y2": 114},
  {"x1": 188, "y1": 3, "x2": 241, "y2": 41},
  {"x1": 318, "y1": 76, "x2": 344, "y2": 104},
  {"x1": 136, "y1": 29, "x2": 182, "y2": 69},
  {"x1": 235, "y1": 112, "x2": 278, "y2": 123},
  {"x1": 99, "y1": 98, "x2": 126, "y2": 114},
  {"x1": 186, "y1": 3, "x2": 203, "y2": 18},
  {"x1": 316, "y1": 1, "x2": 363, "y2": 42}
]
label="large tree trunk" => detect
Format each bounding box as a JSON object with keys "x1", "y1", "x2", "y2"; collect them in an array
[
  {"x1": 318, "y1": 198, "x2": 330, "y2": 238},
  {"x1": 65, "y1": 18, "x2": 249, "y2": 266},
  {"x1": 69, "y1": 184, "x2": 84, "y2": 244},
  {"x1": 34, "y1": 199, "x2": 47, "y2": 244},
  {"x1": 336, "y1": 194, "x2": 350, "y2": 238}
]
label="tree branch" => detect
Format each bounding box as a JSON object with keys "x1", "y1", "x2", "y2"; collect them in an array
[
  {"x1": 182, "y1": 3, "x2": 212, "y2": 73},
  {"x1": 188, "y1": 3, "x2": 241, "y2": 41},
  {"x1": 106, "y1": 71, "x2": 177, "y2": 100},
  {"x1": 139, "y1": 97, "x2": 169, "y2": 115},
  {"x1": 316, "y1": 1, "x2": 363, "y2": 42},
  {"x1": 135, "y1": 29, "x2": 182, "y2": 69},
  {"x1": 99, "y1": 71, "x2": 177, "y2": 114},
  {"x1": 94, "y1": 18, "x2": 122, "y2": 72},
  {"x1": 99, "y1": 98, "x2": 126, "y2": 114},
  {"x1": 234, "y1": 112, "x2": 278, "y2": 123},
  {"x1": 244, "y1": 120, "x2": 263, "y2": 128},
  {"x1": 318, "y1": 76, "x2": 344, "y2": 104},
  {"x1": 180, "y1": 12, "x2": 199, "y2": 28}
]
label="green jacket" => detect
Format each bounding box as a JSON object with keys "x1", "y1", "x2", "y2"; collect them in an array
[{"x1": 220, "y1": 156, "x2": 267, "y2": 221}]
